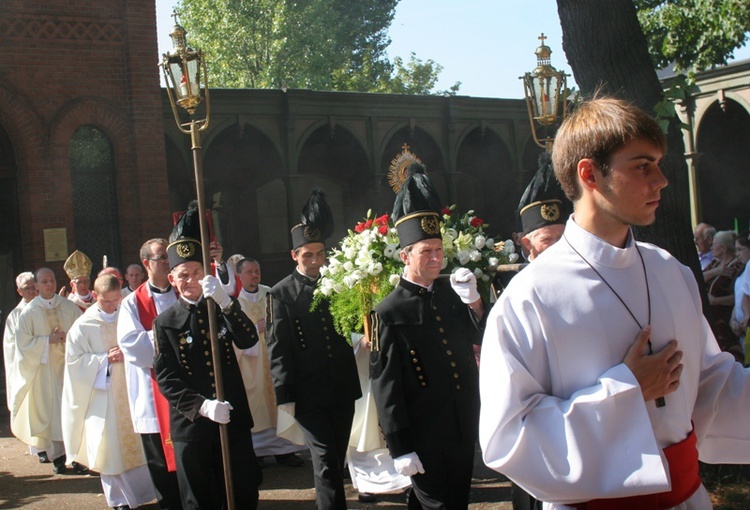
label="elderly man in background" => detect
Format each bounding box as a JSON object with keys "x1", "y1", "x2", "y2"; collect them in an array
[
  {"x1": 12, "y1": 267, "x2": 82, "y2": 474},
  {"x1": 122, "y1": 263, "x2": 145, "y2": 296},
  {"x1": 4, "y1": 272, "x2": 38, "y2": 415},
  {"x1": 63, "y1": 250, "x2": 95, "y2": 311},
  {"x1": 235, "y1": 257, "x2": 306, "y2": 468},
  {"x1": 694, "y1": 222, "x2": 716, "y2": 271}
]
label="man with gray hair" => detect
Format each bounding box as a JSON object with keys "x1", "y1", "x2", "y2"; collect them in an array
[
  {"x1": 694, "y1": 222, "x2": 716, "y2": 270},
  {"x1": 3, "y1": 272, "x2": 38, "y2": 416}
]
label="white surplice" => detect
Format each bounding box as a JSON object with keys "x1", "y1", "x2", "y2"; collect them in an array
[
  {"x1": 11, "y1": 294, "x2": 82, "y2": 447},
  {"x1": 62, "y1": 304, "x2": 156, "y2": 508},
  {"x1": 236, "y1": 285, "x2": 306, "y2": 453},
  {"x1": 479, "y1": 217, "x2": 750, "y2": 509},
  {"x1": 3, "y1": 299, "x2": 27, "y2": 413},
  {"x1": 116, "y1": 285, "x2": 177, "y2": 434}
]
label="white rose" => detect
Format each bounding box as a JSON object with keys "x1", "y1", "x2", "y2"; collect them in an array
[
  {"x1": 488, "y1": 257, "x2": 499, "y2": 267},
  {"x1": 388, "y1": 274, "x2": 401, "y2": 286},
  {"x1": 457, "y1": 250, "x2": 470, "y2": 265},
  {"x1": 509, "y1": 253, "x2": 519, "y2": 263},
  {"x1": 343, "y1": 275, "x2": 357, "y2": 289},
  {"x1": 481, "y1": 274, "x2": 490, "y2": 282},
  {"x1": 319, "y1": 266, "x2": 329, "y2": 276},
  {"x1": 485, "y1": 238, "x2": 495, "y2": 249},
  {"x1": 444, "y1": 228, "x2": 458, "y2": 241},
  {"x1": 473, "y1": 268, "x2": 484, "y2": 278},
  {"x1": 343, "y1": 261, "x2": 354, "y2": 272},
  {"x1": 504, "y1": 239, "x2": 516, "y2": 254},
  {"x1": 469, "y1": 250, "x2": 482, "y2": 262},
  {"x1": 369, "y1": 262, "x2": 383, "y2": 276},
  {"x1": 474, "y1": 235, "x2": 486, "y2": 249},
  {"x1": 384, "y1": 244, "x2": 396, "y2": 258}
]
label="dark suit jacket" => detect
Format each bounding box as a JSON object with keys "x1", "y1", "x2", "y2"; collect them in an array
[
  {"x1": 153, "y1": 297, "x2": 258, "y2": 442},
  {"x1": 266, "y1": 270, "x2": 361, "y2": 410},
  {"x1": 370, "y1": 277, "x2": 484, "y2": 458}
]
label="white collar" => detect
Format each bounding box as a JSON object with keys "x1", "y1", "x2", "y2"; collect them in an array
[{"x1": 565, "y1": 216, "x2": 638, "y2": 269}]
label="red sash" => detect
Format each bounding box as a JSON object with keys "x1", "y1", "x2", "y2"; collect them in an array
[
  {"x1": 134, "y1": 282, "x2": 177, "y2": 472},
  {"x1": 573, "y1": 428, "x2": 701, "y2": 510}
]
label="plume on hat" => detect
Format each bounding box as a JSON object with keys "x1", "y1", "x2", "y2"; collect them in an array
[
  {"x1": 301, "y1": 188, "x2": 334, "y2": 241},
  {"x1": 517, "y1": 152, "x2": 567, "y2": 213},
  {"x1": 392, "y1": 163, "x2": 442, "y2": 221},
  {"x1": 170, "y1": 200, "x2": 201, "y2": 242}
]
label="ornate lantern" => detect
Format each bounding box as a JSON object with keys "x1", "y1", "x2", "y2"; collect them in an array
[{"x1": 521, "y1": 33, "x2": 569, "y2": 151}]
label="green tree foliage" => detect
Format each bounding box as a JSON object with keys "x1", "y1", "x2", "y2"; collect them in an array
[
  {"x1": 176, "y1": 0, "x2": 455, "y2": 95},
  {"x1": 635, "y1": 0, "x2": 750, "y2": 77}
]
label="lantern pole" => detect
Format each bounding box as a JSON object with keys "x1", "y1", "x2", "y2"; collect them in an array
[
  {"x1": 520, "y1": 33, "x2": 569, "y2": 152},
  {"x1": 159, "y1": 12, "x2": 235, "y2": 509}
]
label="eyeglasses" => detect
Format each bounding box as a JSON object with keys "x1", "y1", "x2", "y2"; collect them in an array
[{"x1": 149, "y1": 256, "x2": 169, "y2": 262}]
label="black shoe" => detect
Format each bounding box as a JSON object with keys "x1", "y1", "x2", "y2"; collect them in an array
[
  {"x1": 52, "y1": 456, "x2": 67, "y2": 475},
  {"x1": 275, "y1": 452, "x2": 304, "y2": 467},
  {"x1": 71, "y1": 461, "x2": 90, "y2": 475},
  {"x1": 358, "y1": 492, "x2": 377, "y2": 503},
  {"x1": 112, "y1": 506, "x2": 131, "y2": 510},
  {"x1": 37, "y1": 451, "x2": 50, "y2": 463}
]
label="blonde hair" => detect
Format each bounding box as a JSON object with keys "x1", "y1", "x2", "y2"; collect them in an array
[{"x1": 94, "y1": 274, "x2": 121, "y2": 295}]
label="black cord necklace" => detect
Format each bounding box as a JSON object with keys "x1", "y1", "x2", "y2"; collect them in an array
[{"x1": 564, "y1": 233, "x2": 666, "y2": 408}]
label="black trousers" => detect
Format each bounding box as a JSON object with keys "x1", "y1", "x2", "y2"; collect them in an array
[
  {"x1": 141, "y1": 433, "x2": 183, "y2": 510},
  {"x1": 173, "y1": 434, "x2": 260, "y2": 510},
  {"x1": 295, "y1": 402, "x2": 355, "y2": 510},
  {"x1": 511, "y1": 482, "x2": 543, "y2": 510},
  {"x1": 409, "y1": 443, "x2": 475, "y2": 510}
]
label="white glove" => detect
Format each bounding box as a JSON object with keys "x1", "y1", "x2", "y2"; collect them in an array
[
  {"x1": 201, "y1": 275, "x2": 232, "y2": 309},
  {"x1": 199, "y1": 399, "x2": 233, "y2": 424},
  {"x1": 449, "y1": 267, "x2": 480, "y2": 304},
  {"x1": 393, "y1": 452, "x2": 425, "y2": 476},
  {"x1": 278, "y1": 402, "x2": 296, "y2": 418}
]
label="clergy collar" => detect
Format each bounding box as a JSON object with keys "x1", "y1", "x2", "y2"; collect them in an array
[
  {"x1": 149, "y1": 282, "x2": 172, "y2": 294},
  {"x1": 37, "y1": 294, "x2": 60, "y2": 309},
  {"x1": 293, "y1": 268, "x2": 319, "y2": 287},
  {"x1": 96, "y1": 306, "x2": 118, "y2": 323},
  {"x1": 399, "y1": 276, "x2": 434, "y2": 296},
  {"x1": 76, "y1": 292, "x2": 93, "y2": 302},
  {"x1": 566, "y1": 216, "x2": 638, "y2": 269}
]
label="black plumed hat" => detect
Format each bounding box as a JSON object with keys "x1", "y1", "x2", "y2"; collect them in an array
[
  {"x1": 517, "y1": 152, "x2": 571, "y2": 234},
  {"x1": 167, "y1": 200, "x2": 203, "y2": 269},
  {"x1": 291, "y1": 188, "x2": 334, "y2": 250},
  {"x1": 392, "y1": 163, "x2": 443, "y2": 248}
]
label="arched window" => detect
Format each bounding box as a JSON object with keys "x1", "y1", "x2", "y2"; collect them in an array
[{"x1": 69, "y1": 125, "x2": 120, "y2": 271}]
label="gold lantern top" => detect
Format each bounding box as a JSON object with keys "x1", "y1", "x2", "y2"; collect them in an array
[
  {"x1": 520, "y1": 33, "x2": 569, "y2": 150},
  {"x1": 160, "y1": 10, "x2": 210, "y2": 131}
]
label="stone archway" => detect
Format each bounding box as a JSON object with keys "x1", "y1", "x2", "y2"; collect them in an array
[
  {"x1": 298, "y1": 124, "x2": 370, "y2": 242},
  {"x1": 0, "y1": 123, "x2": 21, "y2": 318},
  {"x1": 200, "y1": 123, "x2": 287, "y2": 284},
  {"x1": 455, "y1": 127, "x2": 516, "y2": 239},
  {"x1": 696, "y1": 98, "x2": 750, "y2": 230}
]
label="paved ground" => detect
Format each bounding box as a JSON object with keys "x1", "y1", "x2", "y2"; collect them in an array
[{"x1": 0, "y1": 403, "x2": 512, "y2": 509}]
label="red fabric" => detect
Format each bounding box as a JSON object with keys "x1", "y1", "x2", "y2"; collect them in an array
[
  {"x1": 572, "y1": 428, "x2": 700, "y2": 510},
  {"x1": 134, "y1": 283, "x2": 177, "y2": 472}
]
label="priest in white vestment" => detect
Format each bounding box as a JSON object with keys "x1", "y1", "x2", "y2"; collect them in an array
[
  {"x1": 234, "y1": 257, "x2": 306, "y2": 464},
  {"x1": 3, "y1": 272, "x2": 38, "y2": 415},
  {"x1": 12, "y1": 267, "x2": 82, "y2": 473},
  {"x1": 63, "y1": 274, "x2": 157, "y2": 509},
  {"x1": 480, "y1": 97, "x2": 750, "y2": 510}
]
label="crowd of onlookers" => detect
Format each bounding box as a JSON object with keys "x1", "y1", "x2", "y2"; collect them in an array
[{"x1": 695, "y1": 222, "x2": 750, "y2": 364}]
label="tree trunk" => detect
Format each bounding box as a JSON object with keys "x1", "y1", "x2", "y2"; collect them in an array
[{"x1": 556, "y1": 0, "x2": 707, "y2": 306}]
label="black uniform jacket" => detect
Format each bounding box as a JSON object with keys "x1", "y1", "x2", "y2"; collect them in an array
[
  {"x1": 370, "y1": 277, "x2": 484, "y2": 458},
  {"x1": 266, "y1": 270, "x2": 361, "y2": 409},
  {"x1": 154, "y1": 297, "x2": 258, "y2": 442}
]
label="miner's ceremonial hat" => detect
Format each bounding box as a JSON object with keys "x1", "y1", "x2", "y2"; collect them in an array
[
  {"x1": 168, "y1": 201, "x2": 203, "y2": 269},
  {"x1": 391, "y1": 162, "x2": 443, "y2": 248},
  {"x1": 517, "y1": 152, "x2": 570, "y2": 234},
  {"x1": 291, "y1": 188, "x2": 334, "y2": 250}
]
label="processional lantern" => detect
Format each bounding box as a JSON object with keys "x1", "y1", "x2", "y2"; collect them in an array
[
  {"x1": 160, "y1": 10, "x2": 210, "y2": 133},
  {"x1": 520, "y1": 33, "x2": 569, "y2": 151}
]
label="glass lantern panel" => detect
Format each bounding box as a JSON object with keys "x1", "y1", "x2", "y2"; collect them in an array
[
  {"x1": 169, "y1": 62, "x2": 187, "y2": 100},
  {"x1": 186, "y1": 58, "x2": 200, "y2": 98}
]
